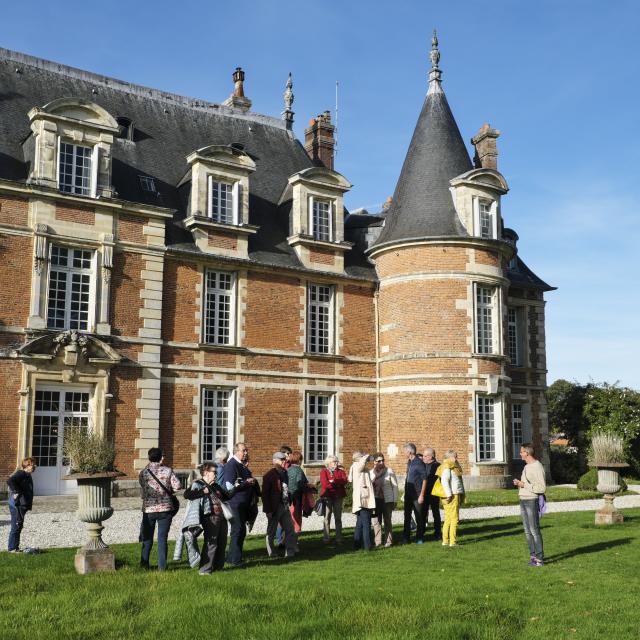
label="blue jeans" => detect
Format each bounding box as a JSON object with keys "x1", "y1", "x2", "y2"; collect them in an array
[
  {"x1": 354, "y1": 508, "x2": 373, "y2": 551},
  {"x1": 520, "y1": 499, "x2": 544, "y2": 560},
  {"x1": 140, "y1": 511, "x2": 173, "y2": 570},
  {"x1": 227, "y1": 504, "x2": 249, "y2": 566},
  {"x1": 8, "y1": 502, "x2": 28, "y2": 551}
]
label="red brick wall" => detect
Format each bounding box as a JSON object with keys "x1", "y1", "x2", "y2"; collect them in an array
[
  {"x1": 340, "y1": 392, "x2": 377, "y2": 460},
  {"x1": 0, "y1": 361, "x2": 23, "y2": 476},
  {"x1": 376, "y1": 245, "x2": 468, "y2": 278},
  {"x1": 342, "y1": 284, "x2": 376, "y2": 358},
  {"x1": 208, "y1": 230, "x2": 237, "y2": 250},
  {"x1": 110, "y1": 251, "x2": 144, "y2": 337},
  {"x1": 118, "y1": 213, "x2": 147, "y2": 244},
  {"x1": 0, "y1": 235, "x2": 32, "y2": 327},
  {"x1": 55, "y1": 204, "x2": 95, "y2": 226},
  {"x1": 159, "y1": 383, "x2": 195, "y2": 469},
  {"x1": 0, "y1": 195, "x2": 29, "y2": 227},
  {"x1": 245, "y1": 272, "x2": 302, "y2": 351},
  {"x1": 107, "y1": 367, "x2": 140, "y2": 478},
  {"x1": 309, "y1": 248, "x2": 335, "y2": 265},
  {"x1": 162, "y1": 259, "x2": 199, "y2": 342}
]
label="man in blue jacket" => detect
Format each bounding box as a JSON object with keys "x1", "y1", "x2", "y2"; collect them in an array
[
  {"x1": 223, "y1": 442, "x2": 257, "y2": 567},
  {"x1": 402, "y1": 443, "x2": 428, "y2": 544}
]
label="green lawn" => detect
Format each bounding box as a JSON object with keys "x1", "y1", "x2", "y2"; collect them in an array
[
  {"x1": 2, "y1": 510, "x2": 640, "y2": 640},
  {"x1": 461, "y1": 485, "x2": 634, "y2": 508}
]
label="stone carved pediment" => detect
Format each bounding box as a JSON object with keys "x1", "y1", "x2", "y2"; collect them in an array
[{"x1": 16, "y1": 331, "x2": 122, "y2": 369}]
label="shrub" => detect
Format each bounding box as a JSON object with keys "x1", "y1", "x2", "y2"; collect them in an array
[
  {"x1": 63, "y1": 429, "x2": 117, "y2": 474},
  {"x1": 577, "y1": 468, "x2": 627, "y2": 493}
]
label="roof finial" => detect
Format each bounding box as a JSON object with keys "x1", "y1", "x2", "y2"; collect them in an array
[
  {"x1": 428, "y1": 29, "x2": 443, "y2": 94},
  {"x1": 282, "y1": 72, "x2": 294, "y2": 130}
]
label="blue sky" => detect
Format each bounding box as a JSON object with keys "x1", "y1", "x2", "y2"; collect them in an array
[{"x1": 2, "y1": 0, "x2": 639, "y2": 388}]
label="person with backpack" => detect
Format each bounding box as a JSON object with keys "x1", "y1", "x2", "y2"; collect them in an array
[
  {"x1": 139, "y1": 447, "x2": 182, "y2": 570},
  {"x1": 262, "y1": 451, "x2": 297, "y2": 558},
  {"x1": 287, "y1": 450, "x2": 311, "y2": 538},
  {"x1": 7, "y1": 457, "x2": 36, "y2": 552},
  {"x1": 513, "y1": 443, "x2": 547, "y2": 566},
  {"x1": 184, "y1": 462, "x2": 233, "y2": 574}
]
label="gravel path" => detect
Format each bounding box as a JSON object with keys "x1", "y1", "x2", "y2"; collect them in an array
[{"x1": 2, "y1": 487, "x2": 639, "y2": 551}]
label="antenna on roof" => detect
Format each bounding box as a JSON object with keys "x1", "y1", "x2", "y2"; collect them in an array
[{"x1": 335, "y1": 80, "x2": 339, "y2": 158}]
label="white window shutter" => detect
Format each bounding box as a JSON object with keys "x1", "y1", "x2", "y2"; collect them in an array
[
  {"x1": 308, "y1": 196, "x2": 314, "y2": 236},
  {"x1": 232, "y1": 181, "x2": 240, "y2": 224},
  {"x1": 491, "y1": 200, "x2": 498, "y2": 239},
  {"x1": 473, "y1": 197, "x2": 480, "y2": 237},
  {"x1": 91, "y1": 145, "x2": 99, "y2": 198},
  {"x1": 207, "y1": 175, "x2": 213, "y2": 217},
  {"x1": 330, "y1": 200, "x2": 335, "y2": 241}
]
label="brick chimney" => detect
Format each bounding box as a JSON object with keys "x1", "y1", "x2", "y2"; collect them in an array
[
  {"x1": 222, "y1": 67, "x2": 252, "y2": 111},
  {"x1": 304, "y1": 111, "x2": 335, "y2": 170},
  {"x1": 471, "y1": 123, "x2": 500, "y2": 170}
]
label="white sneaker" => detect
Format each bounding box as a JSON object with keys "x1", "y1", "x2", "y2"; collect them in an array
[{"x1": 265, "y1": 536, "x2": 274, "y2": 557}]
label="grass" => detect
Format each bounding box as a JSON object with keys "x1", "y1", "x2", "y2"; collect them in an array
[
  {"x1": 461, "y1": 485, "x2": 634, "y2": 508},
  {"x1": 2, "y1": 509, "x2": 640, "y2": 639}
]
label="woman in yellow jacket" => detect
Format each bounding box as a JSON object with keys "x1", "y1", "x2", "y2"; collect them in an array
[{"x1": 435, "y1": 449, "x2": 465, "y2": 547}]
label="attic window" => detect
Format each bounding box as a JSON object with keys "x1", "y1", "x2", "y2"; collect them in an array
[
  {"x1": 116, "y1": 117, "x2": 134, "y2": 142},
  {"x1": 139, "y1": 176, "x2": 157, "y2": 193}
]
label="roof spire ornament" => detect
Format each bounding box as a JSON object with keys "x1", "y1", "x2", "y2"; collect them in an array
[
  {"x1": 282, "y1": 72, "x2": 294, "y2": 130},
  {"x1": 428, "y1": 29, "x2": 443, "y2": 94}
]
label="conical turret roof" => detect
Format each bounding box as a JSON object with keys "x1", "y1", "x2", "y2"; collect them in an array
[{"x1": 374, "y1": 34, "x2": 472, "y2": 249}]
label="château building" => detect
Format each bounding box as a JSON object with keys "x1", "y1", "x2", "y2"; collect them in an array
[{"x1": 0, "y1": 36, "x2": 554, "y2": 496}]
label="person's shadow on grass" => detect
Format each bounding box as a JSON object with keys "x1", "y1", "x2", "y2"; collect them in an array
[{"x1": 544, "y1": 537, "x2": 633, "y2": 564}]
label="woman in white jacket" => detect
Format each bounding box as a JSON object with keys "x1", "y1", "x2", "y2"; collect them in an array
[
  {"x1": 437, "y1": 449, "x2": 465, "y2": 547},
  {"x1": 348, "y1": 451, "x2": 376, "y2": 551},
  {"x1": 370, "y1": 453, "x2": 399, "y2": 547}
]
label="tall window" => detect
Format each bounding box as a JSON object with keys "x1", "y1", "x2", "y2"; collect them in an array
[
  {"x1": 477, "y1": 395, "x2": 503, "y2": 462},
  {"x1": 307, "y1": 284, "x2": 333, "y2": 354},
  {"x1": 201, "y1": 388, "x2": 234, "y2": 461},
  {"x1": 208, "y1": 178, "x2": 234, "y2": 224},
  {"x1": 203, "y1": 270, "x2": 236, "y2": 345},
  {"x1": 511, "y1": 403, "x2": 524, "y2": 459},
  {"x1": 59, "y1": 142, "x2": 93, "y2": 196},
  {"x1": 306, "y1": 393, "x2": 333, "y2": 463},
  {"x1": 47, "y1": 245, "x2": 94, "y2": 331},
  {"x1": 311, "y1": 198, "x2": 332, "y2": 241},
  {"x1": 479, "y1": 200, "x2": 493, "y2": 239},
  {"x1": 475, "y1": 285, "x2": 498, "y2": 354},
  {"x1": 507, "y1": 308, "x2": 521, "y2": 366}
]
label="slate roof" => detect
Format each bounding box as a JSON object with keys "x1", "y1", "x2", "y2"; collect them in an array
[
  {"x1": 508, "y1": 256, "x2": 556, "y2": 292},
  {"x1": 374, "y1": 82, "x2": 473, "y2": 248},
  {"x1": 0, "y1": 48, "x2": 376, "y2": 280}
]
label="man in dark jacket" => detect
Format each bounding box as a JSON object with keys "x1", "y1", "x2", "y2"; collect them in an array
[
  {"x1": 262, "y1": 452, "x2": 296, "y2": 558},
  {"x1": 403, "y1": 443, "x2": 427, "y2": 544},
  {"x1": 223, "y1": 442, "x2": 257, "y2": 567},
  {"x1": 423, "y1": 447, "x2": 442, "y2": 539},
  {"x1": 7, "y1": 457, "x2": 36, "y2": 552}
]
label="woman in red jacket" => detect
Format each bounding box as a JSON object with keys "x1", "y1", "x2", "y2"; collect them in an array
[{"x1": 319, "y1": 455, "x2": 348, "y2": 544}]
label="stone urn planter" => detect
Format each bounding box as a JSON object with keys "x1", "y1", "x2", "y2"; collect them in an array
[
  {"x1": 63, "y1": 471, "x2": 125, "y2": 574},
  {"x1": 593, "y1": 462, "x2": 629, "y2": 525}
]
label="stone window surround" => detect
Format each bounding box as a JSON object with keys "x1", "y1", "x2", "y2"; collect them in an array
[
  {"x1": 199, "y1": 385, "x2": 236, "y2": 462},
  {"x1": 475, "y1": 392, "x2": 506, "y2": 464},
  {"x1": 305, "y1": 390, "x2": 336, "y2": 465},
  {"x1": 28, "y1": 98, "x2": 119, "y2": 200},
  {"x1": 473, "y1": 196, "x2": 498, "y2": 240},
  {"x1": 201, "y1": 268, "x2": 238, "y2": 346},
  {"x1": 29, "y1": 224, "x2": 115, "y2": 335},
  {"x1": 473, "y1": 281, "x2": 504, "y2": 357}
]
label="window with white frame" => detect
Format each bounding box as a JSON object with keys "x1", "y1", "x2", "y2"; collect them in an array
[
  {"x1": 507, "y1": 307, "x2": 521, "y2": 366},
  {"x1": 203, "y1": 270, "x2": 236, "y2": 345},
  {"x1": 477, "y1": 395, "x2": 504, "y2": 462},
  {"x1": 46, "y1": 245, "x2": 95, "y2": 331},
  {"x1": 310, "y1": 198, "x2": 332, "y2": 241},
  {"x1": 59, "y1": 142, "x2": 93, "y2": 197},
  {"x1": 208, "y1": 177, "x2": 235, "y2": 224},
  {"x1": 474, "y1": 198, "x2": 497, "y2": 239},
  {"x1": 511, "y1": 403, "x2": 524, "y2": 459},
  {"x1": 201, "y1": 388, "x2": 235, "y2": 461},
  {"x1": 306, "y1": 393, "x2": 334, "y2": 463},
  {"x1": 475, "y1": 285, "x2": 498, "y2": 354},
  {"x1": 307, "y1": 283, "x2": 333, "y2": 354}
]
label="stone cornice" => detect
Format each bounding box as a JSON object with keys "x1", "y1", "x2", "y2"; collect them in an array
[{"x1": 367, "y1": 236, "x2": 514, "y2": 260}]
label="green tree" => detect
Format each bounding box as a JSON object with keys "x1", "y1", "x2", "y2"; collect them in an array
[{"x1": 546, "y1": 379, "x2": 588, "y2": 449}]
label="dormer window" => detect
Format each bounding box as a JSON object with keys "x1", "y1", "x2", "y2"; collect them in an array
[
  {"x1": 310, "y1": 197, "x2": 332, "y2": 241},
  {"x1": 59, "y1": 142, "x2": 95, "y2": 197},
  {"x1": 208, "y1": 178, "x2": 236, "y2": 224},
  {"x1": 139, "y1": 175, "x2": 157, "y2": 193}
]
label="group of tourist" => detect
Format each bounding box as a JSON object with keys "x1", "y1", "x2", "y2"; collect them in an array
[{"x1": 5, "y1": 442, "x2": 546, "y2": 572}]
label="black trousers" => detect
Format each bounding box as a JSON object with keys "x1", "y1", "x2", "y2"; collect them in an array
[
  {"x1": 426, "y1": 494, "x2": 442, "y2": 535},
  {"x1": 200, "y1": 513, "x2": 228, "y2": 573},
  {"x1": 403, "y1": 489, "x2": 426, "y2": 542}
]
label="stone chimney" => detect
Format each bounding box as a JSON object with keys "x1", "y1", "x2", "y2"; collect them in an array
[
  {"x1": 304, "y1": 111, "x2": 335, "y2": 170},
  {"x1": 471, "y1": 123, "x2": 500, "y2": 170},
  {"x1": 222, "y1": 67, "x2": 252, "y2": 111}
]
